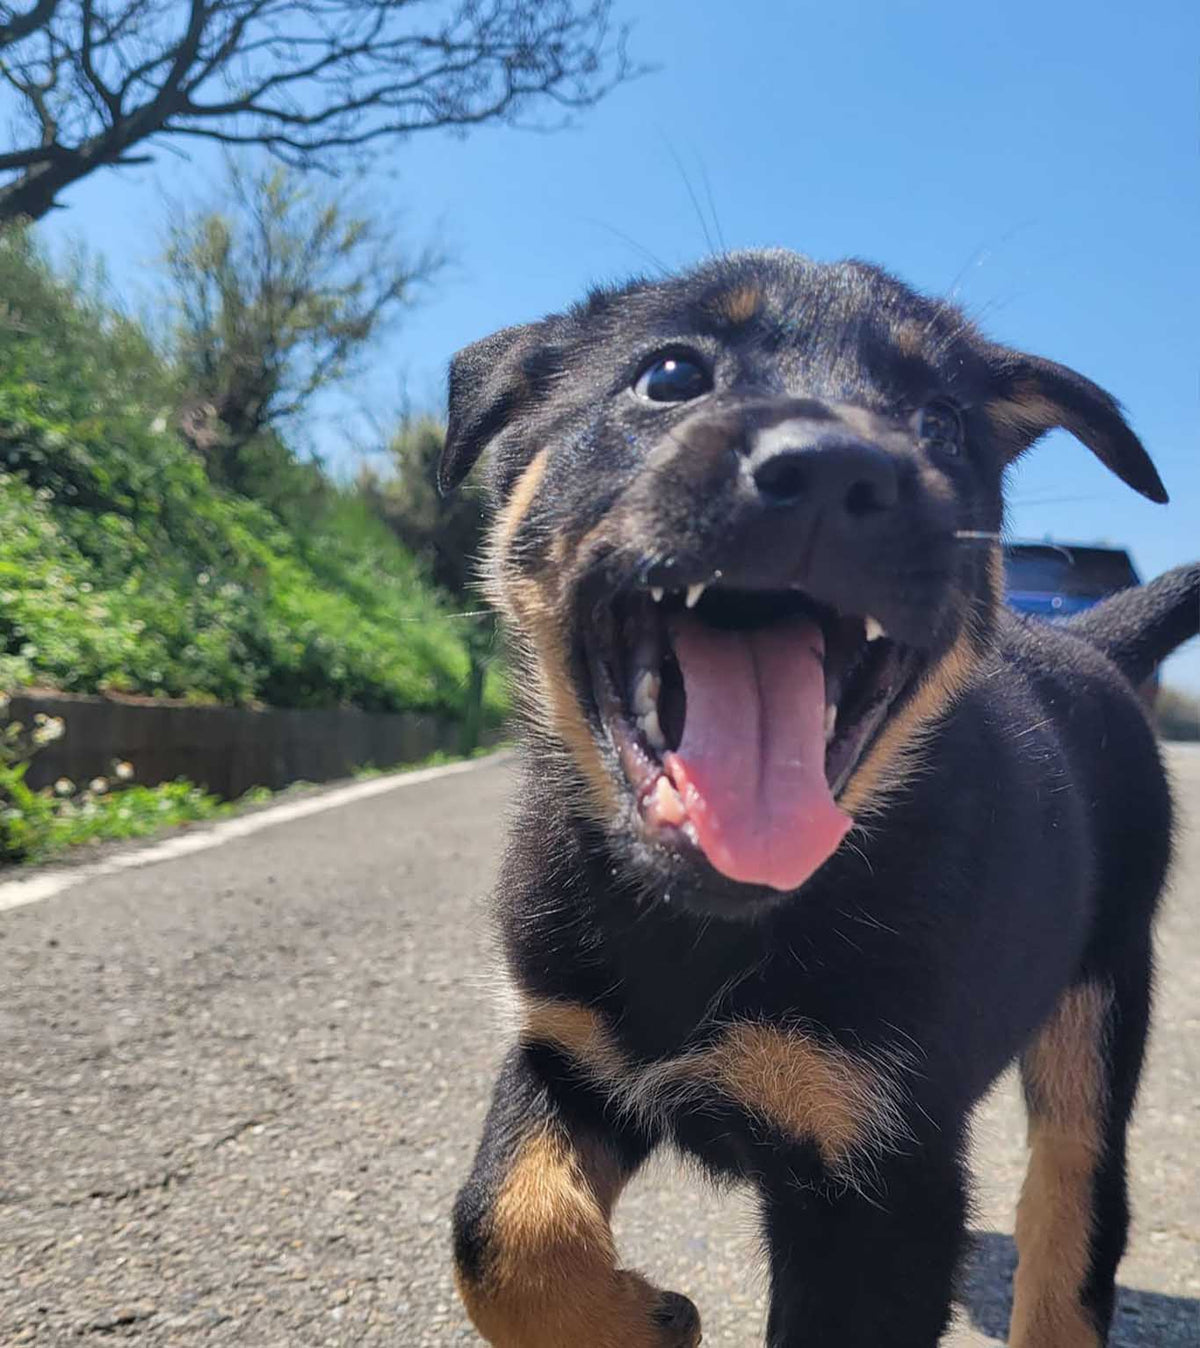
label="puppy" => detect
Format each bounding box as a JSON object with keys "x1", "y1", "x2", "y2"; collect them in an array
[{"x1": 443, "y1": 250, "x2": 1199, "y2": 1347}]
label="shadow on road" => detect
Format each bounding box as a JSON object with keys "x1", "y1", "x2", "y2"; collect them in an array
[{"x1": 958, "y1": 1231, "x2": 1200, "y2": 1346}]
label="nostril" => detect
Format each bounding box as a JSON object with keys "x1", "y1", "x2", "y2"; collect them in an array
[
  {"x1": 753, "y1": 451, "x2": 807, "y2": 506},
  {"x1": 843, "y1": 450, "x2": 899, "y2": 517},
  {"x1": 845, "y1": 479, "x2": 886, "y2": 516}
]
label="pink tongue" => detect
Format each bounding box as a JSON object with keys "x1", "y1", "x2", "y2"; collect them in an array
[{"x1": 663, "y1": 616, "x2": 851, "y2": 892}]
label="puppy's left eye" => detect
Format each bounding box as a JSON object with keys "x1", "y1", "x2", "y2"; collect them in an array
[
  {"x1": 633, "y1": 352, "x2": 712, "y2": 403},
  {"x1": 918, "y1": 400, "x2": 964, "y2": 456}
]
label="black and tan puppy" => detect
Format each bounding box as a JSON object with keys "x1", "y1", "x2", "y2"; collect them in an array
[{"x1": 444, "y1": 250, "x2": 1199, "y2": 1347}]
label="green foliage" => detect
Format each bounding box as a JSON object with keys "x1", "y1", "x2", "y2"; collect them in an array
[
  {"x1": 41, "y1": 780, "x2": 231, "y2": 855},
  {"x1": 362, "y1": 416, "x2": 501, "y2": 750},
  {"x1": 0, "y1": 702, "x2": 58, "y2": 862},
  {"x1": 0, "y1": 226, "x2": 500, "y2": 722},
  {"x1": 365, "y1": 416, "x2": 487, "y2": 600},
  {"x1": 1156, "y1": 686, "x2": 1200, "y2": 742},
  {"x1": 165, "y1": 162, "x2": 439, "y2": 492}
]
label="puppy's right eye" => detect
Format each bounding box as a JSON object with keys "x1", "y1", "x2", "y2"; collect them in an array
[{"x1": 633, "y1": 352, "x2": 712, "y2": 403}]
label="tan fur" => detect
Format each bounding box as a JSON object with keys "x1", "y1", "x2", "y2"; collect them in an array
[
  {"x1": 456, "y1": 1125, "x2": 695, "y2": 1348},
  {"x1": 491, "y1": 447, "x2": 552, "y2": 558},
  {"x1": 840, "y1": 626, "x2": 981, "y2": 817},
  {"x1": 505, "y1": 573, "x2": 617, "y2": 815},
  {"x1": 834, "y1": 403, "x2": 904, "y2": 443},
  {"x1": 698, "y1": 1022, "x2": 893, "y2": 1165},
  {"x1": 987, "y1": 389, "x2": 1064, "y2": 444},
  {"x1": 485, "y1": 449, "x2": 618, "y2": 818},
  {"x1": 520, "y1": 997, "x2": 906, "y2": 1173},
  {"x1": 1009, "y1": 983, "x2": 1111, "y2": 1348},
  {"x1": 894, "y1": 322, "x2": 929, "y2": 359},
  {"x1": 714, "y1": 285, "x2": 762, "y2": 324},
  {"x1": 521, "y1": 998, "x2": 631, "y2": 1082}
]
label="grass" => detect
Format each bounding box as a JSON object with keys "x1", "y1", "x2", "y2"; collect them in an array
[{"x1": 41, "y1": 780, "x2": 232, "y2": 854}]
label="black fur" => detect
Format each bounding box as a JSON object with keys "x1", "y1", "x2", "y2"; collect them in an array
[
  {"x1": 1064, "y1": 562, "x2": 1200, "y2": 684},
  {"x1": 446, "y1": 250, "x2": 1198, "y2": 1347}
]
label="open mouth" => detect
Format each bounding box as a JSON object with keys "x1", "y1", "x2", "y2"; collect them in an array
[{"x1": 583, "y1": 582, "x2": 923, "y2": 893}]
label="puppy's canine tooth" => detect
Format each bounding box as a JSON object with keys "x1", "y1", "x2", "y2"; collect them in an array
[
  {"x1": 445, "y1": 249, "x2": 1194, "y2": 1348},
  {"x1": 633, "y1": 670, "x2": 660, "y2": 719},
  {"x1": 648, "y1": 775, "x2": 686, "y2": 826},
  {"x1": 639, "y1": 705, "x2": 666, "y2": 751}
]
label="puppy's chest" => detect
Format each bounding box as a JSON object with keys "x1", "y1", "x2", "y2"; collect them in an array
[{"x1": 519, "y1": 993, "x2": 909, "y2": 1178}]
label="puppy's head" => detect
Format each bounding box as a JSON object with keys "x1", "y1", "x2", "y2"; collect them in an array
[{"x1": 443, "y1": 251, "x2": 1165, "y2": 918}]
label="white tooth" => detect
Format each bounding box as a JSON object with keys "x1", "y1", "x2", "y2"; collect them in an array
[
  {"x1": 864, "y1": 616, "x2": 886, "y2": 642},
  {"x1": 650, "y1": 586, "x2": 664, "y2": 603},
  {"x1": 825, "y1": 703, "x2": 837, "y2": 743},
  {"x1": 685, "y1": 582, "x2": 706, "y2": 609},
  {"x1": 633, "y1": 669, "x2": 660, "y2": 718},
  {"x1": 639, "y1": 707, "x2": 666, "y2": 751}
]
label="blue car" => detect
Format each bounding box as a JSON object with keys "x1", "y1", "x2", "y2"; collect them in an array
[{"x1": 1004, "y1": 540, "x2": 1158, "y2": 702}]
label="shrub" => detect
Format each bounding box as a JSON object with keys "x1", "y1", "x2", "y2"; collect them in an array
[
  {"x1": 0, "y1": 699, "x2": 59, "y2": 862},
  {"x1": 0, "y1": 228, "x2": 500, "y2": 722},
  {"x1": 1156, "y1": 686, "x2": 1200, "y2": 742}
]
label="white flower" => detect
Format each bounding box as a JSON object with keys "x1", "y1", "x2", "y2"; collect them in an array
[
  {"x1": 150, "y1": 414, "x2": 168, "y2": 434},
  {"x1": 54, "y1": 777, "x2": 75, "y2": 796},
  {"x1": 113, "y1": 760, "x2": 135, "y2": 781},
  {"x1": 88, "y1": 776, "x2": 109, "y2": 795},
  {"x1": 32, "y1": 715, "x2": 66, "y2": 745}
]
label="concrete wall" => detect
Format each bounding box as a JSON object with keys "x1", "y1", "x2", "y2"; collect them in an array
[{"x1": 9, "y1": 691, "x2": 478, "y2": 799}]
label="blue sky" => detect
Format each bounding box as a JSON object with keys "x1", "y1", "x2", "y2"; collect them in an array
[{"x1": 36, "y1": 0, "x2": 1199, "y2": 688}]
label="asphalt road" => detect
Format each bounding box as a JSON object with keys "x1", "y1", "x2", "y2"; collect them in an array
[{"x1": 2, "y1": 749, "x2": 1197, "y2": 1346}]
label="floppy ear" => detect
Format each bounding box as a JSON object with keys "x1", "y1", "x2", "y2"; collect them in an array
[
  {"x1": 986, "y1": 350, "x2": 1168, "y2": 504},
  {"x1": 439, "y1": 322, "x2": 550, "y2": 494}
]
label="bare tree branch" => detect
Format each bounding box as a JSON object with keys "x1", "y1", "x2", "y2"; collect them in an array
[
  {"x1": 0, "y1": 0, "x2": 58, "y2": 48},
  {"x1": 0, "y1": 0, "x2": 642, "y2": 222},
  {"x1": 78, "y1": 0, "x2": 120, "y2": 116}
]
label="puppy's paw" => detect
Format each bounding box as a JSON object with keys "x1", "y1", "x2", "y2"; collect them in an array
[
  {"x1": 612, "y1": 1270, "x2": 701, "y2": 1346},
  {"x1": 651, "y1": 1289, "x2": 702, "y2": 1345}
]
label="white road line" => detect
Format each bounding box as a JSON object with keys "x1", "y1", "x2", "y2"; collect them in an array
[{"x1": 0, "y1": 752, "x2": 510, "y2": 914}]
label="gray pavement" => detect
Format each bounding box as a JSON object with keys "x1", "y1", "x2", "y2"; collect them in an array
[{"x1": 1, "y1": 748, "x2": 1197, "y2": 1346}]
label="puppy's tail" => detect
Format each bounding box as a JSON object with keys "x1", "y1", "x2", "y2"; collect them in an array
[{"x1": 1064, "y1": 562, "x2": 1200, "y2": 685}]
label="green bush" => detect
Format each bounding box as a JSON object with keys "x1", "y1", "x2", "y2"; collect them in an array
[
  {"x1": 42, "y1": 779, "x2": 230, "y2": 854},
  {"x1": 0, "y1": 702, "x2": 58, "y2": 862},
  {"x1": 0, "y1": 228, "x2": 501, "y2": 721},
  {"x1": 1156, "y1": 686, "x2": 1200, "y2": 742}
]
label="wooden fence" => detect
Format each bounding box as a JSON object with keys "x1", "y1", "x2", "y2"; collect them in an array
[{"x1": 9, "y1": 690, "x2": 485, "y2": 798}]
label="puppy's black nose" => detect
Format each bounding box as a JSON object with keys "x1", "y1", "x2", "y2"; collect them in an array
[{"x1": 751, "y1": 438, "x2": 899, "y2": 517}]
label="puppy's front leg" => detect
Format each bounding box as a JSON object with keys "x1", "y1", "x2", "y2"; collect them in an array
[
  {"x1": 762, "y1": 1145, "x2": 969, "y2": 1347},
  {"x1": 453, "y1": 1045, "x2": 700, "y2": 1348}
]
